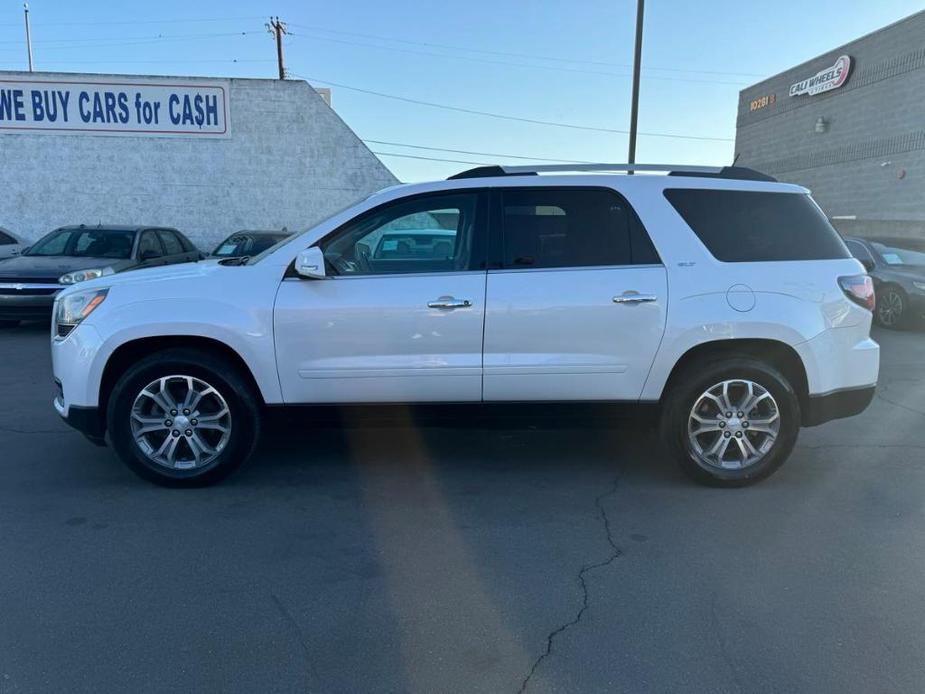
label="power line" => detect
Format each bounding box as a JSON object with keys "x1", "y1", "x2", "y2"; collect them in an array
[
  {"x1": 363, "y1": 140, "x2": 596, "y2": 164},
  {"x1": 0, "y1": 30, "x2": 259, "y2": 47},
  {"x1": 287, "y1": 22, "x2": 764, "y2": 79},
  {"x1": 287, "y1": 31, "x2": 748, "y2": 86},
  {"x1": 0, "y1": 15, "x2": 265, "y2": 28},
  {"x1": 290, "y1": 74, "x2": 734, "y2": 142},
  {"x1": 372, "y1": 151, "x2": 488, "y2": 166}
]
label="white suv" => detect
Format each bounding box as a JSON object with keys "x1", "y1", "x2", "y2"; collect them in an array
[{"x1": 51, "y1": 164, "x2": 879, "y2": 487}]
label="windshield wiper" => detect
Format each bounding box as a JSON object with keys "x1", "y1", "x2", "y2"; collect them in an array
[{"x1": 218, "y1": 256, "x2": 250, "y2": 266}]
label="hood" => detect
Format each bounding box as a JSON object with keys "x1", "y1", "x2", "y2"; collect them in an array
[
  {"x1": 0, "y1": 255, "x2": 134, "y2": 280},
  {"x1": 58, "y1": 259, "x2": 217, "y2": 297}
]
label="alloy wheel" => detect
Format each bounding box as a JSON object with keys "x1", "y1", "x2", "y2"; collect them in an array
[
  {"x1": 688, "y1": 379, "x2": 781, "y2": 470},
  {"x1": 130, "y1": 375, "x2": 232, "y2": 470},
  {"x1": 877, "y1": 290, "x2": 903, "y2": 327}
]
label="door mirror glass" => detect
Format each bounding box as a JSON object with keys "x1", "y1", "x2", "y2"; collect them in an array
[{"x1": 295, "y1": 247, "x2": 327, "y2": 279}]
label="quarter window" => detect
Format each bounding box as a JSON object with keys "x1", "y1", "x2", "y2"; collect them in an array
[
  {"x1": 322, "y1": 193, "x2": 481, "y2": 275},
  {"x1": 498, "y1": 189, "x2": 659, "y2": 269},
  {"x1": 664, "y1": 189, "x2": 851, "y2": 262}
]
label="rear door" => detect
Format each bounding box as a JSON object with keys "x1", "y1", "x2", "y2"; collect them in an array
[{"x1": 483, "y1": 187, "x2": 668, "y2": 401}]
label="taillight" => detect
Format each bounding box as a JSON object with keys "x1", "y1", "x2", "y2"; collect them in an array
[{"x1": 838, "y1": 275, "x2": 875, "y2": 311}]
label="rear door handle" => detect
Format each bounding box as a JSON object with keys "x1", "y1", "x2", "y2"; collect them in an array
[
  {"x1": 613, "y1": 293, "x2": 657, "y2": 304},
  {"x1": 428, "y1": 297, "x2": 472, "y2": 310}
]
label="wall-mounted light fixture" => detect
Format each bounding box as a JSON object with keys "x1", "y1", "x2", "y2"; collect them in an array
[{"x1": 814, "y1": 116, "x2": 829, "y2": 133}]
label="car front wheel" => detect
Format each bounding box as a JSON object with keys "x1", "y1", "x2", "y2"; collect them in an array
[
  {"x1": 107, "y1": 348, "x2": 261, "y2": 487},
  {"x1": 661, "y1": 356, "x2": 800, "y2": 487}
]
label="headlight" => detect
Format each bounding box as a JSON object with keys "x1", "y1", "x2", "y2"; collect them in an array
[
  {"x1": 913, "y1": 281, "x2": 925, "y2": 292},
  {"x1": 55, "y1": 288, "x2": 108, "y2": 338},
  {"x1": 58, "y1": 267, "x2": 114, "y2": 285}
]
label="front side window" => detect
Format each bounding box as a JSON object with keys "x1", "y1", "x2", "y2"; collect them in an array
[
  {"x1": 498, "y1": 188, "x2": 659, "y2": 269},
  {"x1": 664, "y1": 189, "x2": 851, "y2": 262},
  {"x1": 26, "y1": 228, "x2": 135, "y2": 259},
  {"x1": 321, "y1": 193, "x2": 481, "y2": 275},
  {"x1": 138, "y1": 231, "x2": 163, "y2": 259}
]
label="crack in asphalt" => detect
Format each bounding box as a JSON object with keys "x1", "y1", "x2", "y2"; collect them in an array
[
  {"x1": 875, "y1": 391, "x2": 925, "y2": 417},
  {"x1": 270, "y1": 592, "x2": 323, "y2": 693},
  {"x1": 517, "y1": 478, "x2": 622, "y2": 694},
  {"x1": 0, "y1": 425, "x2": 70, "y2": 435}
]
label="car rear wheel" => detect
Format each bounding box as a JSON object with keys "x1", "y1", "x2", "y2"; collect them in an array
[
  {"x1": 661, "y1": 356, "x2": 800, "y2": 487},
  {"x1": 107, "y1": 348, "x2": 261, "y2": 487},
  {"x1": 875, "y1": 286, "x2": 907, "y2": 329}
]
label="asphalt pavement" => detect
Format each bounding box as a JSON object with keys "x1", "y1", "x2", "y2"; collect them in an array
[{"x1": 1, "y1": 321, "x2": 924, "y2": 693}]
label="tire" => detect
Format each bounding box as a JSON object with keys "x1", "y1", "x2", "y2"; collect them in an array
[
  {"x1": 874, "y1": 285, "x2": 907, "y2": 329},
  {"x1": 660, "y1": 356, "x2": 800, "y2": 487},
  {"x1": 0, "y1": 320, "x2": 19, "y2": 329},
  {"x1": 106, "y1": 348, "x2": 261, "y2": 487}
]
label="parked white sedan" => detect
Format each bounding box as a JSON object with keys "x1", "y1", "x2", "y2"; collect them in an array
[{"x1": 0, "y1": 228, "x2": 26, "y2": 261}]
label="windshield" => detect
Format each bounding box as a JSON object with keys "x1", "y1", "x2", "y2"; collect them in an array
[
  {"x1": 26, "y1": 228, "x2": 135, "y2": 259},
  {"x1": 871, "y1": 239, "x2": 925, "y2": 267},
  {"x1": 212, "y1": 234, "x2": 289, "y2": 258}
]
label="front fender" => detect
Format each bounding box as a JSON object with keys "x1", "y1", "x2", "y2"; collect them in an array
[{"x1": 83, "y1": 297, "x2": 282, "y2": 406}]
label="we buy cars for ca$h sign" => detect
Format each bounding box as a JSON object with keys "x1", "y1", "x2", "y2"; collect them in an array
[{"x1": 0, "y1": 76, "x2": 229, "y2": 137}]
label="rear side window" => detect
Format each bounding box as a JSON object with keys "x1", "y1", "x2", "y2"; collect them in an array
[
  {"x1": 498, "y1": 188, "x2": 660, "y2": 269},
  {"x1": 664, "y1": 189, "x2": 850, "y2": 262}
]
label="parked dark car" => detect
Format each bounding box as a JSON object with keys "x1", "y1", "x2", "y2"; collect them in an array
[
  {"x1": 0, "y1": 225, "x2": 201, "y2": 327},
  {"x1": 210, "y1": 230, "x2": 292, "y2": 260},
  {"x1": 845, "y1": 236, "x2": 925, "y2": 328}
]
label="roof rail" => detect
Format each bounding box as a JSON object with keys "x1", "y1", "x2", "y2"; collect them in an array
[{"x1": 448, "y1": 163, "x2": 776, "y2": 182}]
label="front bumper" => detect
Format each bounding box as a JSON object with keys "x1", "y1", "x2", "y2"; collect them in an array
[
  {"x1": 802, "y1": 385, "x2": 876, "y2": 427},
  {"x1": 54, "y1": 395, "x2": 107, "y2": 445},
  {"x1": 0, "y1": 292, "x2": 57, "y2": 321}
]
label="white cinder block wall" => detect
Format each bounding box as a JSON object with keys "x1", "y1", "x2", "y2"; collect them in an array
[{"x1": 0, "y1": 72, "x2": 398, "y2": 247}]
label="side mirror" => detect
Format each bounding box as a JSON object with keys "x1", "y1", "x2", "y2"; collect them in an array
[
  {"x1": 861, "y1": 258, "x2": 875, "y2": 273},
  {"x1": 295, "y1": 247, "x2": 327, "y2": 279}
]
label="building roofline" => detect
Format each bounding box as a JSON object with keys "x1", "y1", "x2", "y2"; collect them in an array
[{"x1": 738, "y1": 8, "x2": 925, "y2": 94}]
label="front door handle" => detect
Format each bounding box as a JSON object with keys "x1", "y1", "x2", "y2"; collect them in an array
[
  {"x1": 613, "y1": 293, "x2": 657, "y2": 304},
  {"x1": 428, "y1": 297, "x2": 472, "y2": 310}
]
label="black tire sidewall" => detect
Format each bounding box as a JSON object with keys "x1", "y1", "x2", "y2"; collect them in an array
[
  {"x1": 662, "y1": 358, "x2": 800, "y2": 486},
  {"x1": 107, "y1": 350, "x2": 260, "y2": 487}
]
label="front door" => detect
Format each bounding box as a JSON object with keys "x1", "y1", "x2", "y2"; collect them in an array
[
  {"x1": 274, "y1": 190, "x2": 488, "y2": 403},
  {"x1": 483, "y1": 187, "x2": 668, "y2": 401}
]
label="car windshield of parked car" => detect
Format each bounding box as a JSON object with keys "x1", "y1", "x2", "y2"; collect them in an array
[
  {"x1": 25, "y1": 228, "x2": 135, "y2": 259},
  {"x1": 871, "y1": 240, "x2": 925, "y2": 267},
  {"x1": 212, "y1": 234, "x2": 289, "y2": 258}
]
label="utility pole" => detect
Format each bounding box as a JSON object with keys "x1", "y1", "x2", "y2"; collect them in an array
[
  {"x1": 267, "y1": 17, "x2": 287, "y2": 80},
  {"x1": 627, "y1": 0, "x2": 645, "y2": 168},
  {"x1": 23, "y1": 3, "x2": 34, "y2": 72}
]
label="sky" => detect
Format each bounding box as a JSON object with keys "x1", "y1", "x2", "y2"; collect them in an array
[{"x1": 0, "y1": 0, "x2": 922, "y2": 181}]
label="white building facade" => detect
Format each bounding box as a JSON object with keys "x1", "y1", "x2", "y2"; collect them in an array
[{"x1": 0, "y1": 71, "x2": 397, "y2": 247}]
